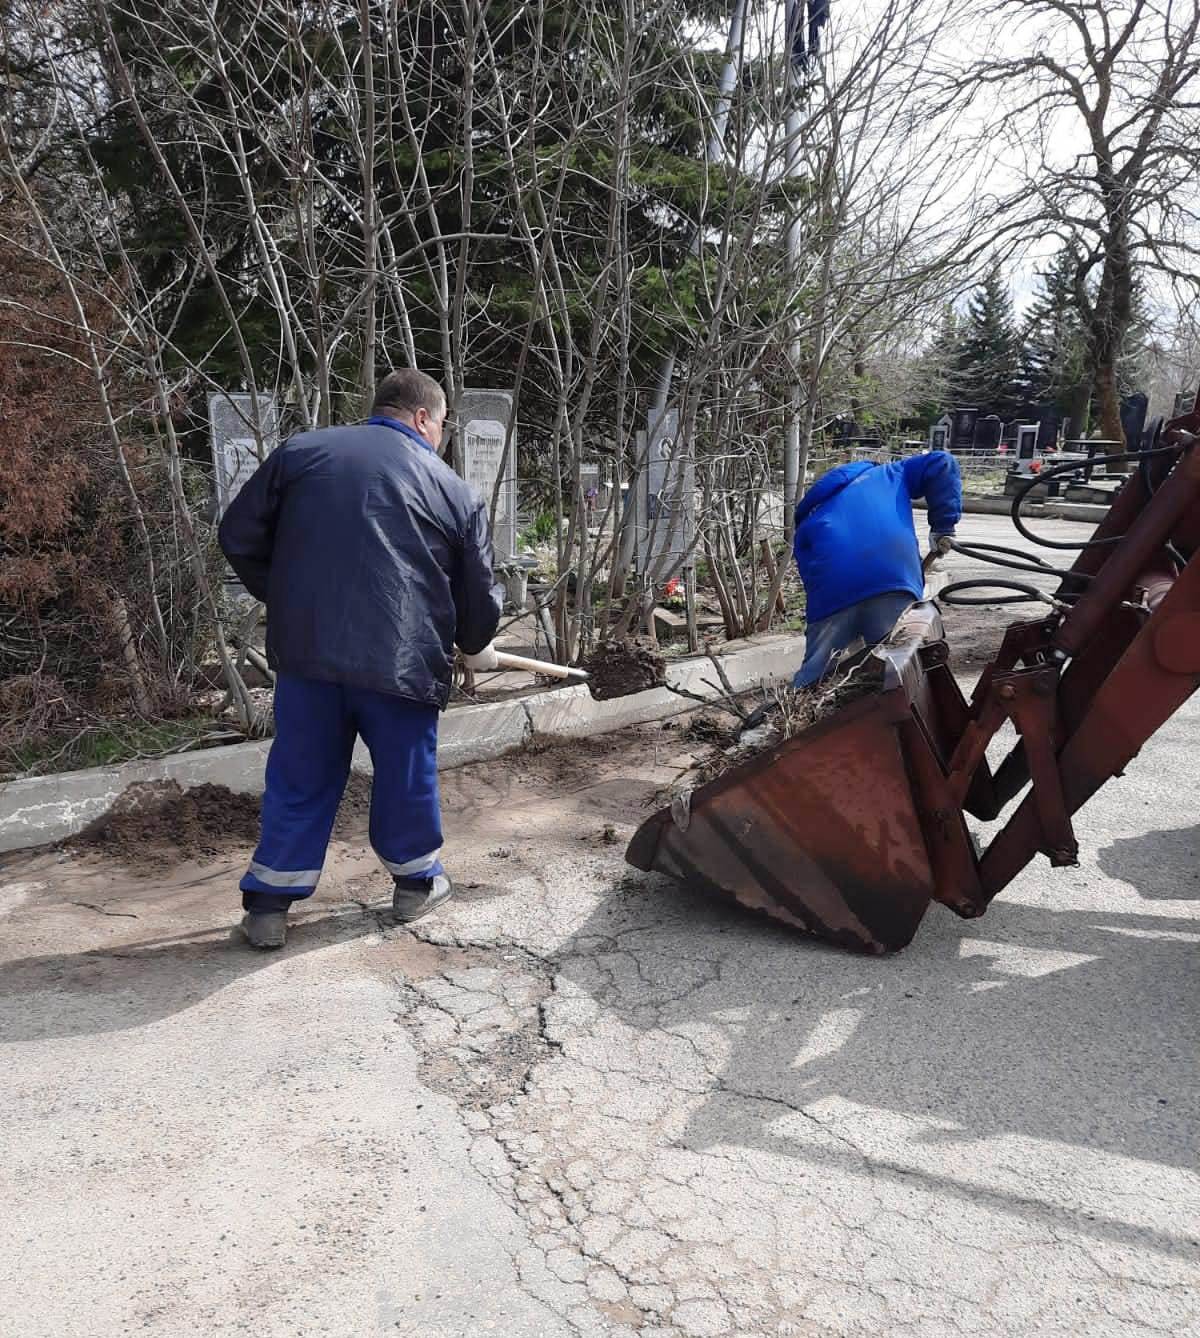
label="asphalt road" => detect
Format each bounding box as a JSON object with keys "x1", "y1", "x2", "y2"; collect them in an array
[{"x1": 1, "y1": 510, "x2": 1196, "y2": 1338}]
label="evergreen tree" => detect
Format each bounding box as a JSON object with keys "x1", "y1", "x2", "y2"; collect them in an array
[
  {"x1": 953, "y1": 267, "x2": 1022, "y2": 416},
  {"x1": 40, "y1": 0, "x2": 740, "y2": 428},
  {"x1": 915, "y1": 301, "x2": 962, "y2": 421},
  {"x1": 1021, "y1": 246, "x2": 1089, "y2": 429}
]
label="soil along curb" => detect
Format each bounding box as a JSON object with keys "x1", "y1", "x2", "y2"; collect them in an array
[{"x1": 0, "y1": 636, "x2": 803, "y2": 854}]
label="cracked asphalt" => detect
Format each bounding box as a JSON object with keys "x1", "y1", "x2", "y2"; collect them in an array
[{"x1": 2, "y1": 533, "x2": 1198, "y2": 1337}]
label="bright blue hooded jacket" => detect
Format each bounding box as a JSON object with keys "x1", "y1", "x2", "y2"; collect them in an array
[{"x1": 792, "y1": 452, "x2": 962, "y2": 622}]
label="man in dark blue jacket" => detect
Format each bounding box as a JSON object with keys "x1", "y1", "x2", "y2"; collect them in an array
[
  {"x1": 219, "y1": 368, "x2": 502, "y2": 948},
  {"x1": 792, "y1": 451, "x2": 962, "y2": 688}
]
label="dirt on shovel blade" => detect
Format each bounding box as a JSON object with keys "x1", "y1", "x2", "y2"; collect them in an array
[{"x1": 582, "y1": 639, "x2": 668, "y2": 700}]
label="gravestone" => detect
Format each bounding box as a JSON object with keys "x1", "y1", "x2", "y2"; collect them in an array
[
  {"x1": 1013, "y1": 423, "x2": 1040, "y2": 474},
  {"x1": 975, "y1": 415, "x2": 1003, "y2": 453},
  {"x1": 460, "y1": 388, "x2": 517, "y2": 561},
  {"x1": 928, "y1": 414, "x2": 952, "y2": 451},
  {"x1": 207, "y1": 392, "x2": 280, "y2": 517},
  {"x1": 633, "y1": 408, "x2": 694, "y2": 577},
  {"x1": 1035, "y1": 407, "x2": 1061, "y2": 451},
  {"x1": 951, "y1": 407, "x2": 979, "y2": 452}
]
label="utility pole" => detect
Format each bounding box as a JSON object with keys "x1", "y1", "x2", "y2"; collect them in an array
[{"x1": 781, "y1": 1, "x2": 829, "y2": 538}]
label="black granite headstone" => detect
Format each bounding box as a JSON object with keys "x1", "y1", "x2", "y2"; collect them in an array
[{"x1": 951, "y1": 407, "x2": 978, "y2": 452}]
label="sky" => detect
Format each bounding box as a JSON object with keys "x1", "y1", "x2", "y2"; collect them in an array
[{"x1": 695, "y1": 1, "x2": 1193, "y2": 320}]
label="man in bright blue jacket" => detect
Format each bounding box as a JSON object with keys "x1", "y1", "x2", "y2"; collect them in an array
[{"x1": 792, "y1": 451, "x2": 962, "y2": 687}]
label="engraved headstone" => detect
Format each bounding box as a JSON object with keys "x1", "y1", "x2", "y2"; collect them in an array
[
  {"x1": 460, "y1": 388, "x2": 517, "y2": 561},
  {"x1": 928, "y1": 414, "x2": 952, "y2": 452},
  {"x1": 975, "y1": 414, "x2": 1004, "y2": 453},
  {"x1": 1014, "y1": 423, "x2": 1040, "y2": 474},
  {"x1": 207, "y1": 392, "x2": 280, "y2": 517},
  {"x1": 634, "y1": 407, "x2": 694, "y2": 576},
  {"x1": 952, "y1": 407, "x2": 979, "y2": 453}
]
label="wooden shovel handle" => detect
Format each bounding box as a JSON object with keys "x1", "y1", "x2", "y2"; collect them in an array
[{"x1": 493, "y1": 650, "x2": 590, "y2": 682}]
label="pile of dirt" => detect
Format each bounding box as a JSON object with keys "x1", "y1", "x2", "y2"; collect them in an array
[
  {"x1": 581, "y1": 639, "x2": 667, "y2": 701},
  {"x1": 517, "y1": 731, "x2": 630, "y2": 788},
  {"x1": 73, "y1": 769, "x2": 379, "y2": 867},
  {"x1": 75, "y1": 780, "x2": 262, "y2": 865}
]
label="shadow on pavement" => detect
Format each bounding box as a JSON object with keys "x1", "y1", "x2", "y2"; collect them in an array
[
  {"x1": 1097, "y1": 824, "x2": 1200, "y2": 899},
  {"x1": 555, "y1": 876, "x2": 1200, "y2": 1189},
  {"x1": 0, "y1": 906, "x2": 386, "y2": 1044}
]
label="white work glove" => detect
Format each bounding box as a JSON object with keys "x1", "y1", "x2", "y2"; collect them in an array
[
  {"x1": 930, "y1": 532, "x2": 955, "y2": 556},
  {"x1": 461, "y1": 641, "x2": 499, "y2": 672}
]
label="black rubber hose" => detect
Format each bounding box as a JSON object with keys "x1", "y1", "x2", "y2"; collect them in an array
[
  {"x1": 939, "y1": 579, "x2": 1057, "y2": 607},
  {"x1": 947, "y1": 539, "x2": 1086, "y2": 582}
]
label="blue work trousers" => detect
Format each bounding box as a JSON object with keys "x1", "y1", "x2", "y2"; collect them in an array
[
  {"x1": 794, "y1": 591, "x2": 914, "y2": 688},
  {"x1": 241, "y1": 675, "x2": 443, "y2": 912}
]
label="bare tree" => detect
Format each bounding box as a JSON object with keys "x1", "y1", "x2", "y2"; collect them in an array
[{"x1": 958, "y1": 0, "x2": 1200, "y2": 446}]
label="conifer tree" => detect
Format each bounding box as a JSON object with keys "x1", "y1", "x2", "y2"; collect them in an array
[
  {"x1": 953, "y1": 268, "x2": 1022, "y2": 417},
  {"x1": 1021, "y1": 246, "x2": 1090, "y2": 434}
]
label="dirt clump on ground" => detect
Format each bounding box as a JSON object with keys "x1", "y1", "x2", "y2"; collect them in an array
[
  {"x1": 74, "y1": 780, "x2": 262, "y2": 865},
  {"x1": 581, "y1": 639, "x2": 667, "y2": 700},
  {"x1": 518, "y1": 731, "x2": 630, "y2": 788},
  {"x1": 682, "y1": 712, "x2": 738, "y2": 747},
  {"x1": 73, "y1": 768, "x2": 379, "y2": 867}
]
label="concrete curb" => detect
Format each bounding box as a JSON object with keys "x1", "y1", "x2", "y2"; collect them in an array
[{"x1": 0, "y1": 636, "x2": 803, "y2": 854}]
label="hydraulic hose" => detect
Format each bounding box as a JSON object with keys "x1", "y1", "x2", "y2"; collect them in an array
[
  {"x1": 939, "y1": 579, "x2": 1061, "y2": 608},
  {"x1": 946, "y1": 539, "x2": 1084, "y2": 582},
  {"x1": 935, "y1": 441, "x2": 1189, "y2": 607}
]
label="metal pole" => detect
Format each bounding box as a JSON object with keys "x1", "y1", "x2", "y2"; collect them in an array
[{"x1": 782, "y1": 4, "x2": 806, "y2": 537}]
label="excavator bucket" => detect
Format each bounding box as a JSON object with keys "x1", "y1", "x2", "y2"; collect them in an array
[
  {"x1": 627, "y1": 401, "x2": 1200, "y2": 953},
  {"x1": 626, "y1": 605, "x2": 959, "y2": 953}
]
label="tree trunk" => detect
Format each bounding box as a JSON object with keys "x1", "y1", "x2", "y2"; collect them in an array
[
  {"x1": 1092, "y1": 359, "x2": 1124, "y2": 451},
  {"x1": 1064, "y1": 381, "x2": 1090, "y2": 442},
  {"x1": 1086, "y1": 211, "x2": 1133, "y2": 455}
]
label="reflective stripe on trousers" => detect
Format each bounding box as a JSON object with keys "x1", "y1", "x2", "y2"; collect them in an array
[{"x1": 241, "y1": 676, "x2": 443, "y2": 910}]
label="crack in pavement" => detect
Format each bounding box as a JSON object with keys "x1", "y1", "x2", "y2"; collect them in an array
[
  {"x1": 364, "y1": 734, "x2": 1200, "y2": 1338},
  {"x1": 69, "y1": 901, "x2": 140, "y2": 918}
]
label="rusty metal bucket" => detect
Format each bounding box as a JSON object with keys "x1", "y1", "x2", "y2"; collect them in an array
[
  {"x1": 630, "y1": 423, "x2": 1200, "y2": 954},
  {"x1": 626, "y1": 603, "x2": 964, "y2": 953}
]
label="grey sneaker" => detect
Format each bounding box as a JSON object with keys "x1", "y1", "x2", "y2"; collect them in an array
[
  {"x1": 240, "y1": 911, "x2": 288, "y2": 949},
  {"x1": 392, "y1": 873, "x2": 454, "y2": 923}
]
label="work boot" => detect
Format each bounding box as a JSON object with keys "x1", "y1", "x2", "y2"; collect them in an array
[
  {"x1": 392, "y1": 873, "x2": 454, "y2": 923},
  {"x1": 240, "y1": 910, "x2": 288, "y2": 949}
]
